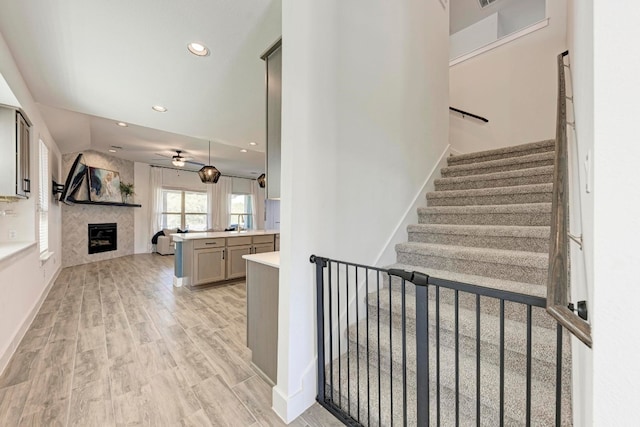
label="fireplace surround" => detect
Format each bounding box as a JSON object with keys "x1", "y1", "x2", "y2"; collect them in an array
[{"x1": 88, "y1": 223, "x2": 117, "y2": 254}]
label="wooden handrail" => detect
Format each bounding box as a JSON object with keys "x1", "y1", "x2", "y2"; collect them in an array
[{"x1": 546, "y1": 50, "x2": 592, "y2": 348}]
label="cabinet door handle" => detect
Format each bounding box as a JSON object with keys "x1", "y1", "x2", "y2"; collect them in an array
[
  {"x1": 222, "y1": 249, "x2": 225, "y2": 260},
  {"x1": 205, "y1": 242, "x2": 217, "y2": 245},
  {"x1": 23, "y1": 179, "x2": 30, "y2": 193}
]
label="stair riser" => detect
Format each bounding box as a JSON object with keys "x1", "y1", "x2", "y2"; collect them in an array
[
  {"x1": 396, "y1": 252, "x2": 547, "y2": 285},
  {"x1": 426, "y1": 191, "x2": 552, "y2": 207},
  {"x1": 442, "y1": 159, "x2": 554, "y2": 178},
  {"x1": 435, "y1": 173, "x2": 553, "y2": 191},
  {"x1": 419, "y1": 211, "x2": 551, "y2": 226},
  {"x1": 408, "y1": 231, "x2": 549, "y2": 253},
  {"x1": 447, "y1": 144, "x2": 555, "y2": 167}
]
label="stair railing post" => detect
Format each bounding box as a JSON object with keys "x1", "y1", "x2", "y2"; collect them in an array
[{"x1": 310, "y1": 255, "x2": 328, "y2": 403}]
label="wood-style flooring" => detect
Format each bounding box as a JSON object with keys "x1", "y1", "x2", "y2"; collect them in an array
[{"x1": 0, "y1": 254, "x2": 340, "y2": 426}]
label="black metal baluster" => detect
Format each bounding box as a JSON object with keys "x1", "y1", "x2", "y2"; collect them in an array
[
  {"x1": 313, "y1": 256, "x2": 327, "y2": 406},
  {"x1": 556, "y1": 325, "x2": 563, "y2": 427},
  {"x1": 377, "y1": 270, "x2": 382, "y2": 427},
  {"x1": 328, "y1": 261, "x2": 334, "y2": 403},
  {"x1": 402, "y1": 278, "x2": 407, "y2": 426},
  {"x1": 346, "y1": 265, "x2": 350, "y2": 415},
  {"x1": 389, "y1": 272, "x2": 394, "y2": 427},
  {"x1": 476, "y1": 294, "x2": 481, "y2": 427},
  {"x1": 415, "y1": 283, "x2": 429, "y2": 426},
  {"x1": 337, "y1": 262, "x2": 342, "y2": 408},
  {"x1": 526, "y1": 305, "x2": 532, "y2": 427},
  {"x1": 436, "y1": 286, "x2": 441, "y2": 427},
  {"x1": 356, "y1": 267, "x2": 361, "y2": 421},
  {"x1": 499, "y1": 299, "x2": 505, "y2": 427},
  {"x1": 455, "y1": 290, "x2": 460, "y2": 427},
  {"x1": 366, "y1": 268, "x2": 371, "y2": 427}
]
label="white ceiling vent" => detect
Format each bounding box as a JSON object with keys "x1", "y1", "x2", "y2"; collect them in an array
[{"x1": 478, "y1": 0, "x2": 499, "y2": 8}]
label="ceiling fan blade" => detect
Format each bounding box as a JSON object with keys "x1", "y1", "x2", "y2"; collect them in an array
[{"x1": 185, "y1": 159, "x2": 204, "y2": 167}]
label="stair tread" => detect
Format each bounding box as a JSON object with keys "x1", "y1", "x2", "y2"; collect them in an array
[
  {"x1": 395, "y1": 242, "x2": 548, "y2": 269},
  {"x1": 435, "y1": 165, "x2": 554, "y2": 186},
  {"x1": 447, "y1": 140, "x2": 555, "y2": 165},
  {"x1": 427, "y1": 183, "x2": 552, "y2": 199},
  {"x1": 384, "y1": 263, "x2": 547, "y2": 297},
  {"x1": 407, "y1": 224, "x2": 550, "y2": 238},
  {"x1": 442, "y1": 152, "x2": 555, "y2": 175},
  {"x1": 418, "y1": 202, "x2": 552, "y2": 215}
]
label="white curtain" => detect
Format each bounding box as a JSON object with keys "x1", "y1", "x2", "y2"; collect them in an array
[
  {"x1": 147, "y1": 167, "x2": 163, "y2": 252},
  {"x1": 250, "y1": 180, "x2": 265, "y2": 230},
  {"x1": 207, "y1": 176, "x2": 233, "y2": 231}
]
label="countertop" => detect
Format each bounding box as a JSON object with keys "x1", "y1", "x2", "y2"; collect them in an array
[
  {"x1": 243, "y1": 251, "x2": 280, "y2": 269},
  {"x1": 172, "y1": 229, "x2": 279, "y2": 242},
  {"x1": 0, "y1": 241, "x2": 36, "y2": 262}
]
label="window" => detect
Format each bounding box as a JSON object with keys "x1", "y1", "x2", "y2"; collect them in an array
[
  {"x1": 230, "y1": 194, "x2": 253, "y2": 230},
  {"x1": 38, "y1": 140, "x2": 49, "y2": 255},
  {"x1": 161, "y1": 189, "x2": 208, "y2": 231}
]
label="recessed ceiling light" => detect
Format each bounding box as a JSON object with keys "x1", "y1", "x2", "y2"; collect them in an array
[
  {"x1": 152, "y1": 105, "x2": 167, "y2": 112},
  {"x1": 116, "y1": 122, "x2": 128, "y2": 127},
  {"x1": 108, "y1": 149, "x2": 117, "y2": 153},
  {"x1": 249, "y1": 141, "x2": 257, "y2": 146},
  {"x1": 240, "y1": 149, "x2": 248, "y2": 153},
  {"x1": 188, "y1": 42, "x2": 210, "y2": 57}
]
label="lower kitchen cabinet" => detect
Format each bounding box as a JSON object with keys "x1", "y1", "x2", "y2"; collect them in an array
[
  {"x1": 226, "y1": 244, "x2": 251, "y2": 279},
  {"x1": 192, "y1": 247, "x2": 226, "y2": 285}
]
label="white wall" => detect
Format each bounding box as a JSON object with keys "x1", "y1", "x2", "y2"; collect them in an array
[
  {"x1": 276, "y1": 0, "x2": 449, "y2": 421},
  {"x1": 566, "y1": 1, "x2": 593, "y2": 425},
  {"x1": 451, "y1": 14, "x2": 499, "y2": 60},
  {"x1": 449, "y1": 0, "x2": 566, "y2": 154},
  {"x1": 134, "y1": 162, "x2": 151, "y2": 253},
  {"x1": 0, "y1": 31, "x2": 63, "y2": 374},
  {"x1": 591, "y1": 1, "x2": 640, "y2": 425}
]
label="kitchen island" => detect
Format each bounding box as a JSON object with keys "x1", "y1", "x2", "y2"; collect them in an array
[
  {"x1": 172, "y1": 230, "x2": 279, "y2": 287},
  {"x1": 243, "y1": 251, "x2": 280, "y2": 385}
]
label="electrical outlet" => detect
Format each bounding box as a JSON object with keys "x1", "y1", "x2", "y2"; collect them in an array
[{"x1": 8, "y1": 229, "x2": 17, "y2": 240}]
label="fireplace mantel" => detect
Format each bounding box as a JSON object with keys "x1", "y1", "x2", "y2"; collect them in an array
[{"x1": 71, "y1": 200, "x2": 141, "y2": 207}]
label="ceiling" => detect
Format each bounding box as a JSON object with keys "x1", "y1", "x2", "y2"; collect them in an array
[{"x1": 0, "y1": 0, "x2": 281, "y2": 178}]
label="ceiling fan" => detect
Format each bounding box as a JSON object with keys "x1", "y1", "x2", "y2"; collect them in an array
[{"x1": 152, "y1": 150, "x2": 204, "y2": 168}]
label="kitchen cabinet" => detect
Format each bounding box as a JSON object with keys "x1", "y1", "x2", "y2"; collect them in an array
[
  {"x1": 226, "y1": 244, "x2": 251, "y2": 279},
  {"x1": 261, "y1": 39, "x2": 281, "y2": 200},
  {"x1": 192, "y1": 238, "x2": 226, "y2": 285},
  {"x1": 0, "y1": 106, "x2": 31, "y2": 198},
  {"x1": 244, "y1": 252, "x2": 280, "y2": 384},
  {"x1": 253, "y1": 242, "x2": 275, "y2": 254}
]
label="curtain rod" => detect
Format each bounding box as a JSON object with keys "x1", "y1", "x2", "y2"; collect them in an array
[{"x1": 149, "y1": 164, "x2": 260, "y2": 180}]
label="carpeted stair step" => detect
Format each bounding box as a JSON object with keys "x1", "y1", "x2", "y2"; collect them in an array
[
  {"x1": 447, "y1": 140, "x2": 556, "y2": 167},
  {"x1": 441, "y1": 151, "x2": 555, "y2": 178},
  {"x1": 426, "y1": 183, "x2": 553, "y2": 207},
  {"x1": 434, "y1": 165, "x2": 554, "y2": 191},
  {"x1": 325, "y1": 349, "x2": 516, "y2": 427},
  {"x1": 407, "y1": 224, "x2": 550, "y2": 253},
  {"x1": 418, "y1": 203, "x2": 551, "y2": 226},
  {"x1": 359, "y1": 287, "x2": 570, "y2": 374},
  {"x1": 344, "y1": 312, "x2": 572, "y2": 426},
  {"x1": 395, "y1": 242, "x2": 549, "y2": 285},
  {"x1": 379, "y1": 263, "x2": 556, "y2": 329}
]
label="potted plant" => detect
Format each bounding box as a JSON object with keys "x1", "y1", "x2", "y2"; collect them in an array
[{"x1": 119, "y1": 182, "x2": 135, "y2": 204}]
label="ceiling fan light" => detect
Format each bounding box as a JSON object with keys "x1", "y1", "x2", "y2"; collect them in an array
[
  {"x1": 172, "y1": 159, "x2": 185, "y2": 167},
  {"x1": 198, "y1": 165, "x2": 221, "y2": 183}
]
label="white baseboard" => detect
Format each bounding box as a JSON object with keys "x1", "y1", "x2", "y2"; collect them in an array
[
  {"x1": 0, "y1": 265, "x2": 61, "y2": 376},
  {"x1": 272, "y1": 357, "x2": 317, "y2": 423}
]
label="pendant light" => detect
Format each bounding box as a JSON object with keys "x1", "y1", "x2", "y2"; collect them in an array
[
  {"x1": 257, "y1": 173, "x2": 266, "y2": 188},
  {"x1": 198, "y1": 141, "x2": 221, "y2": 184}
]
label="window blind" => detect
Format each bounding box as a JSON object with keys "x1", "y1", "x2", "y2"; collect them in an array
[{"x1": 39, "y1": 140, "x2": 49, "y2": 254}]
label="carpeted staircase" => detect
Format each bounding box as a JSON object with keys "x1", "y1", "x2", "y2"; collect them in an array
[{"x1": 326, "y1": 140, "x2": 572, "y2": 426}]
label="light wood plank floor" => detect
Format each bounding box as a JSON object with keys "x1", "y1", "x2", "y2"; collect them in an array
[{"x1": 0, "y1": 254, "x2": 341, "y2": 426}]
